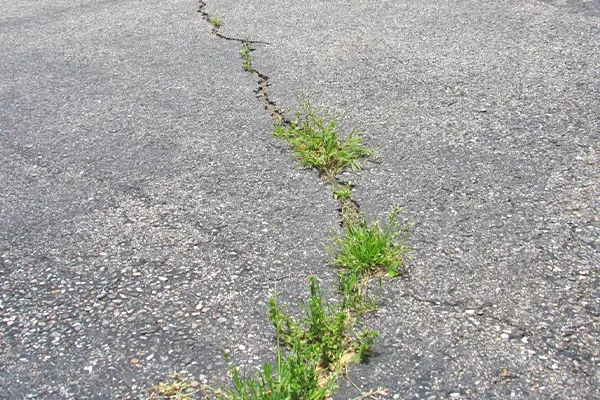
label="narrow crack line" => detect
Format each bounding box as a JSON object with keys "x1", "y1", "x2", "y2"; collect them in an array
[
  {"x1": 483, "y1": 313, "x2": 532, "y2": 338},
  {"x1": 198, "y1": 1, "x2": 269, "y2": 44},
  {"x1": 402, "y1": 289, "x2": 462, "y2": 308},
  {"x1": 215, "y1": 32, "x2": 271, "y2": 45},
  {"x1": 564, "y1": 318, "x2": 600, "y2": 332},
  {"x1": 197, "y1": 0, "x2": 364, "y2": 227},
  {"x1": 197, "y1": 1, "x2": 290, "y2": 124},
  {"x1": 250, "y1": 64, "x2": 291, "y2": 125}
]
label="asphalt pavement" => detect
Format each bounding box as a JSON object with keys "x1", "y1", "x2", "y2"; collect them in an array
[{"x1": 1, "y1": 0, "x2": 598, "y2": 399}]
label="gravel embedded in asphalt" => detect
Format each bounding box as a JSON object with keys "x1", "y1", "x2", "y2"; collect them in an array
[
  {"x1": 0, "y1": 1, "x2": 339, "y2": 398},
  {"x1": 1, "y1": 0, "x2": 599, "y2": 399},
  {"x1": 205, "y1": 0, "x2": 599, "y2": 397}
]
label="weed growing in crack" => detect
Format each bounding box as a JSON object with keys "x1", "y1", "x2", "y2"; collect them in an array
[
  {"x1": 268, "y1": 277, "x2": 377, "y2": 384},
  {"x1": 210, "y1": 16, "x2": 223, "y2": 29},
  {"x1": 338, "y1": 272, "x2": 378, "y2": 316},
  {"x1": 331, "y1": 205, "x2": 410, "y2": 278},
  {"x1": 240, "y1": 42, "x2": 253, "y2": 72},
  {"x1": 273, "y1": 103, "x2": 373, "y2": 180},
  {"x1": 182, "y1": 277, "x2": 376, "y2": 400},
  {"x1": 333, "y1": 187, "x2": 352, "y2": 200},
  {"x1": 215, "y1": 341, "x2": 333, "y2": 400},
  {"x1": 329, "y1": 205, "x2": 410, "y2": 313}
]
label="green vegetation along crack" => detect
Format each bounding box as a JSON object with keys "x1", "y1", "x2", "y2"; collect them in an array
[{"x1": 150, "y1": 2, "x2": 412, "y2": 399}]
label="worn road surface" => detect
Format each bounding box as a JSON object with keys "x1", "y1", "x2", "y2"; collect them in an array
[{"x1": 1, "y1": 0, "x2": 598, "y2": 399}]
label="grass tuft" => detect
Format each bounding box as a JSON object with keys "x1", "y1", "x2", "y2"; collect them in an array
[
  {"x1": 240, "y1": 42, "x2": 253, "y2": 71},
  {"x1": 329, "y1": 205, "x2": 410, "y2": 314},
  {"x1": 331, "y1": 205, "x2": 410, "y2": 277},
  {"x1": 268, "y1": 277, "x2": 376, "y2": 374},
  {"x1": 273, "y1": 103, "x2": 373, "y2": 179},
  {"x1": 210, "y1": 16, "x2": 223, "y2": 29},
  {"x1": 333, "y1": 187, "x2": 352, "y2": 200}
]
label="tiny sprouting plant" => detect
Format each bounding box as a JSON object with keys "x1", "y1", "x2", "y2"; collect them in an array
[
  {"x1": 210, "y1": 16, "x2": 222, "y2": 29},
  {"x1": 333, "y1": 187, "x2": 352, "y2": 200},
  {"x1": 240, "y1": 42, "x2": 253, "y2": 72}
]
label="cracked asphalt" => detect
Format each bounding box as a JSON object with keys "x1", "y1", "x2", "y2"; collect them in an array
[{"x1": 1, "y1": 0, "x2": 599, "y2": 399}]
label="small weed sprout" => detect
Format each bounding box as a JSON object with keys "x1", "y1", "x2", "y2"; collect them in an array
[
  {"x1": 210, "y1": 16, "x2": 222, "y2": 29},
  {"x1": 338, "y1": 272, "x2": 378, "y2": 315},
  {"x1": 240, "y1": 42, "x2": 253, "y2": 72},
  {"x1": 333, "y1": 187, "x2": 352, "y2": 200},
  {"x1": 273, "y1": 103, "x2": 373, "y2": 179}
]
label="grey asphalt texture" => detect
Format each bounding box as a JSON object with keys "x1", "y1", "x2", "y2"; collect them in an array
[{"x1": 1, "y1": 0, "x2": 598, "y2": 399}]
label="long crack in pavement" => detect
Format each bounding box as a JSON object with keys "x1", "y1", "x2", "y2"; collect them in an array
[
  {"x1": 1, "y1": 0, "x2": 599, "y2": 399},
  {"x1": 196, "y1": 0, "x2": 600, "y2": 398}
]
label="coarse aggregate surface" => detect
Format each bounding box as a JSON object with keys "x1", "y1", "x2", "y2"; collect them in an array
[
  {"x1": 1, "y1": 1, "x2": 338, "y2": 398},
  {"x1": 1, "y1": 0, "x2": 599, "y2": 399},
  {"x1": 197, "y1": 0, "x2": 600, "y2": 398}
]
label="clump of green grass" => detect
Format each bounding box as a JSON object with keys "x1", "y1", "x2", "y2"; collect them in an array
[
  {"x1": 268, "y1": 277, "x2": 377, "y2": 376},
  {"x1": 331, "y1": 205, "x2": 409, "y2": 277},
  {"x1": 329, "y1": 205, "x2": 410, "y2": 313},
  {"x1": 210, "y1": 16, "x2": 223, "y2": 29},
  {"x1": 273, "y1": 103, "x2": 373, "y2": 179},
  {"x1": 240, "y1": 42, "x2": 253, "y2": 72},
  {"x1": 333, "y1": 187, "x2": 352, "y2": 200},
  {"x1": 215, "y1": 341, "x2": 332, "y2": 400},
  {"x1": 209, "y1": 277, "x2": 376, "y2": 400}
]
